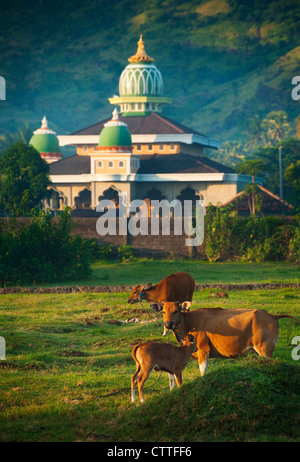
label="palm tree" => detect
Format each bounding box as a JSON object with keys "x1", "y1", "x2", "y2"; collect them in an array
[
  {"x1": 0, "y1": 123, "x2": 33, "y2": 153},
  {"x1": 261, "y1": 111, "x2": 292, "y2": 146},
  {"x1": 244, "y1": 114, "x2": 264, "y2": 151}
]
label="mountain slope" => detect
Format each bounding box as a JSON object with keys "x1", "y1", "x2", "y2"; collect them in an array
[{"x1": 0, "y1": 0, "x2": 299, "y2": 144}]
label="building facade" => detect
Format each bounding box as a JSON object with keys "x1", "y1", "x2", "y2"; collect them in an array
[{"x1": 31, "y1": 36, "x2": 260, "y2": 215}]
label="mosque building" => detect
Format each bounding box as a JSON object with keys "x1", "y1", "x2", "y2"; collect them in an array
[{"x1": 30, "y1": 35, "x2": 262, "y2": 215}]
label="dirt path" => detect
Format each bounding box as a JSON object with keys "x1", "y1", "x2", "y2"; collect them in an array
[{"x1": 0, "y1": 282, "x2": 298, "y2": 294}]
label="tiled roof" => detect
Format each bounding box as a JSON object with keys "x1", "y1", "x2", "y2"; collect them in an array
[
  {"x1": 50, "y1": 154, "x2": 90, "y2": 175},
  {"x1": 70, "y1": 112, "x2": 204, "y2": 137},
  {"x1": 222, "y1": 184, "x2": 294, "y2": 211},
  {"x1": 50, "y1": 153, "x2": 234, "y2": 176},
  {"x1": 137, "y1": 153, "x2": 235, "y2": 174}
]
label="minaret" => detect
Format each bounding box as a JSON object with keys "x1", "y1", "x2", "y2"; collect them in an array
[
  {"x1": 29, "y1": 116, "x2": 62, "y2": 163},
  {"x1": 109, "y1": 35, "x2": 172, "y2": 116}
]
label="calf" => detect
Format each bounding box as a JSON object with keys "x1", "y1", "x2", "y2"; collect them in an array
[
  {"x1": 131, "y1": 334, "x2": 197, "y2": 403},
  {"x1": 151, "y1": 301, "x2": 300, "y2": 376}
]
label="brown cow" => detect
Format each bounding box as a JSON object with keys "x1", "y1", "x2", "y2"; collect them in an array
[
  {"x1": 128, "y1": 272, "x2": 195, "y2": 335},
  {"x1": 128, "y1": 272, "x2": 195, "y2": 305},
  {"x1": 131, "y1": 334, "x2": 197, "y2": 403},
  {"x1": 150, "y1": 301, "x2": 300, "y2": 376}
]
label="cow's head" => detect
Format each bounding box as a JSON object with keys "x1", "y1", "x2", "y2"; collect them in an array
[
  {"x1": 150, "y1": 301, "x2": 191, "y2": 330},
  {"x1": 127, "y1": 283, "x2": 152, "y2": 304},
  {"x1": 182, "y1": 333, "x2": 198, "y2": 353}
]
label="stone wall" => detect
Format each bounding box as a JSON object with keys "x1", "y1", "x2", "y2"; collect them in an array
[
  {"x1": 1, "y1": 217, "x2": 201, "y2": 258},
  {"x1": 72, "y1": 217, "x2": 199, "y2": 258}
]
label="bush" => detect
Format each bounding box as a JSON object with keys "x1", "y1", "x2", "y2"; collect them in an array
[
  {"x1": 0, "y1": 207, "x2": 93, "y2": 285},
  {"x1": 203, "y1": 205, "x2": 296, "y2": 262},
  {"x1": 288, "y1": 220, "x2": 300, "y2": 263},
  {"x1": 117, "y1": 245, "x2": 133, "y2": 262}
]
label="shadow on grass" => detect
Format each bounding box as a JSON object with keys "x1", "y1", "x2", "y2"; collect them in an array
[{"x1": 109, "y1": 357, "x2": 300, "y2": 442}]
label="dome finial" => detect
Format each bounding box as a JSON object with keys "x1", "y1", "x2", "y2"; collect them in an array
[
  {"x1": 41, "y1": 116, "x2": 48, "y2": 129},
  {"x1": 112, "y1": 107, "x2": 119, "y2": 120},
  {"x1": 128, "y1": 35, "x2": 153, "y2": 63}
]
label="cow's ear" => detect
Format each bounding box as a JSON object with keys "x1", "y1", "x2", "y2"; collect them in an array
[
  {"x1": 143, "y1": 282, "x2": 152, "y2": 290},
  {"x1": 180, "y1": 301, "x2": 191, "y2": 312},
  {"x1": 150, "y1": 302, "x2": 162, "y2": 312}
]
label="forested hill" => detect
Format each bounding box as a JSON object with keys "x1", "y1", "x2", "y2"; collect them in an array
[{"x1": 0, "y1": 0, "x2": 299, "y2": 143}]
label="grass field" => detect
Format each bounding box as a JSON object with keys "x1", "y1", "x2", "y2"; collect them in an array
[
  {"x1": 0, "y1": 261, "x2": 299, "y2": 442},
  {"x1": 16, "y1": 259, "x2": 300, "y2": 288}
]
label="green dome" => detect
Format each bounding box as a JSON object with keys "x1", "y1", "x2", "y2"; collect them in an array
[
  {"x1": 29, "y1": 133, "x2": 61, "y2": 153},
  {"x1": 99, "y1": 109, "x2": 132, "y2": 149},
  {"x1": 29, "y1": 116, "x2": 61, "y2": 154}
]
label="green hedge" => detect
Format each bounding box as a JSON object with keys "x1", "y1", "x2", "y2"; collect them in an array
[
  {"x1": 204, "y1": 205, "x2": 300, "y2": 263},
  {"x1": 0, "y1": 208, "x2": 93, "y2": 285}
]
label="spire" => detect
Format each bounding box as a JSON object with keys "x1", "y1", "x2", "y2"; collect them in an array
[
  {"x1": 41, "y1": 115, "x2": 49, "y2": 129},
  {"x1": 128, "y1": 34, "x2": 153, "y2": 63},
  {"x1": 104, "y1": 108, "x2": 127, "y2": 127},
  {"x1": 112, "y1": 107, "x2": 119, "y2": 120},
  {"x1": 33, "y1": 115, "x2": 56, "y2": 135}
]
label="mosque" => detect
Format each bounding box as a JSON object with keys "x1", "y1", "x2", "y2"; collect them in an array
[{"x1": 29, "y1": 35, "x2": 261, "y2": 216}]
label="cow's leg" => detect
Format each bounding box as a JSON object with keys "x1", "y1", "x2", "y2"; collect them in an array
[
  {"x1": 168, "y1": 373, "x2": 175, "y2": 390},
  {"x1": 195, "y1": 333, "x2": 210, "y2": 376},
  {"x1": 131, "y1": 364, "x2": 141, "y2": 402},
  {"x1": 137, "y1": 370, "x2": 150, "y2": 403},
  {"x1": 198, "y1": 352, "x2": 209, "y2": 376},
  {"x1": 174, "y1": 371, "x2": 182, "y2": 387}
]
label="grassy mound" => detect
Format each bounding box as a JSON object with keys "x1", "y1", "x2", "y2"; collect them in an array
[{"x1": 111, "y1": 358, "x2": 300, "y2": 442}]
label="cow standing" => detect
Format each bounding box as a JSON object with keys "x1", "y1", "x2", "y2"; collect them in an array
[
  {"x1": 131, "y1": 334, "x2": 197, "y2": 403},
  {"x1": 128, "y1": 272, "x2": 195, "y2": 335},
  {"x1": 151, "y1": 301, "x2": 300, "y2": 376}
]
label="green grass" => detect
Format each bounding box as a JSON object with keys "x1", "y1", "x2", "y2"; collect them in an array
[
  {"x1": 0, "y1": 285, "x2": 299, "y2": 442},
  {"x1": 11, "y1": 259, "x2": 300, "y2": 288}
]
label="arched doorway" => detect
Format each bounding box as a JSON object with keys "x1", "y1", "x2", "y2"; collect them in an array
[
  {"x1": 176, "y1": 187, "x2": 202, "y2": 216},
  {"x1": 75, "y1": 188, "x2": 91, "y2": 209},
  {"x1": 143, "y1": 187, "x2": 166, "y2": 217}
]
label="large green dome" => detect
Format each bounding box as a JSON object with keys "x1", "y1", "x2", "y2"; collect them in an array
[
  {"x1": 99, "y1": 109, "x2": 132, "y2": 150},
  {"x1": 29, "y1": 116, "x2": 61, "y2": 154}
]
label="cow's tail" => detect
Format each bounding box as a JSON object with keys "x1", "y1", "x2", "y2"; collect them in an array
[
  {"x1": 132, "y1": 344, "x2": 141, "y2": 373},
  {"x1": 272, "y1": 314, "x2": 300, "y2": 324}
]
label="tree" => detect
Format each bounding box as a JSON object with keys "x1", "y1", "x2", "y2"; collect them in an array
[
  {"x1": 236, "y1": 159, "x2": 266, "y2": 183},
  {"x1": 0, "y1": 142, "x2": 51, "y2": 216},
  {"x1": 261, "y1": 111, "x2": 292, "y2": 146},
  {"x1": 0, "y1": 123, "x2": 34, "y2": 154},
  {"x1": 244, "y1": 114, "x2": 264, "y2": 152},
  {"x1": 285, "y1": 160, "x2": 300, "y2": 192},
  {"x1": 236, "y1": 159, "x2": 266, "y2": 215}
]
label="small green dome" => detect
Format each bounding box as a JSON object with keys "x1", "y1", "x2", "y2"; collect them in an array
[
  {"x1": 29, "y1": 116, "x2": 61, "y2": 154},
  {"x1": 99, "y1": 109, "x2": 132, "y2": 150},
  {"x1": 29, "y1": 133, "x2": 61, "y2": 153}
]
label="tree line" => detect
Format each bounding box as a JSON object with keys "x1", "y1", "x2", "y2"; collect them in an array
[{"x1": 211, "y1": 110, "x2": 300, "y2": 210}]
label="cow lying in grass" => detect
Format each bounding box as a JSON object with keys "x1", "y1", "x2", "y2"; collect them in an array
[
  {"x1": 151, "y1": 301, "x2": 300, "y2": 376},
  {"x1": 131, "y1": 334, "x2": 197, "y2": 403}
]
